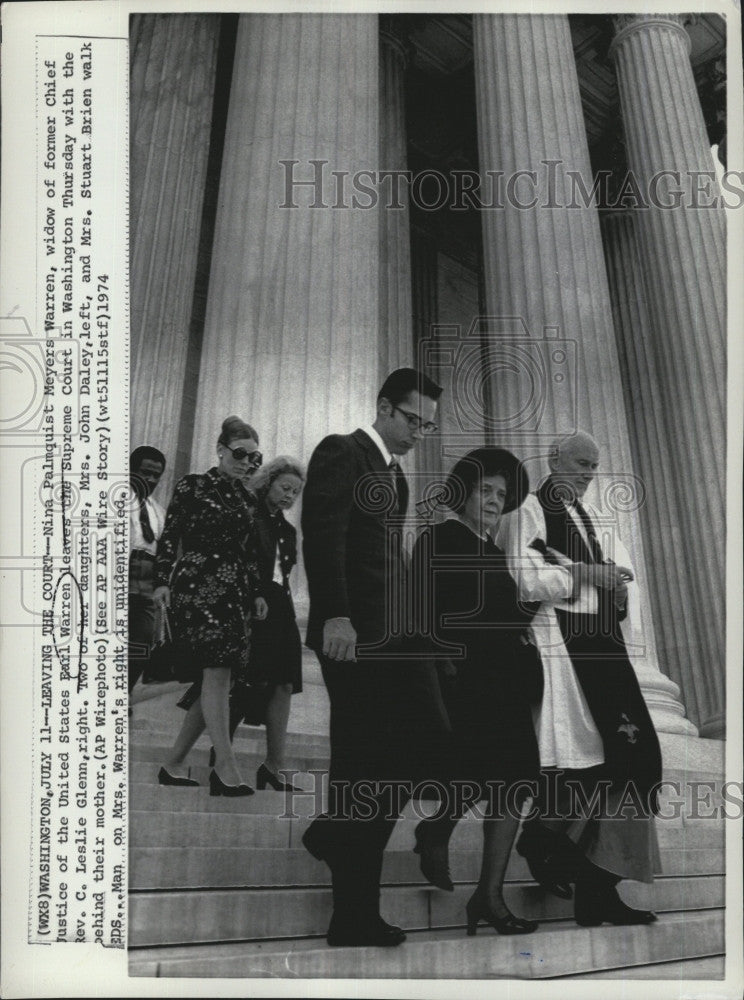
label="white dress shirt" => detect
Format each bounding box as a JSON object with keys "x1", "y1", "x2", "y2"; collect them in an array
[
  {"x1": 366, "y1": 424, "x2": 395, "y2": 467},
  {"x1": 129, "y1": 495, "x2": 165, "y2": 556}
]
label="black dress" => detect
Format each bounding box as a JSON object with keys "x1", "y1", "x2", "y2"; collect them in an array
[
  {"x1": 412, "y1": 518, "x2": 540, "y2": 797},
  {"x1": 246, "y1": 498, "x2": 303, "y2": 694},
  {"x1": 153, "y1": 468, "x2": 261, "y2": 676}
]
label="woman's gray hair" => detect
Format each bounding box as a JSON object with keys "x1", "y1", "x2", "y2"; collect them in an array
[{"x1": 250, "y1": 456, "x2": 305, "y2": 498}]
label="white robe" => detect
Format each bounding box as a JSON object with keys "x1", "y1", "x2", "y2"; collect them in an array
[{"x1": 496, "y1": 494, "x2": 639, "y2": 770}]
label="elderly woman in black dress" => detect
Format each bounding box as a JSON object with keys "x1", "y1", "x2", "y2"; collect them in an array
[
  {"x1": 153, "y1": 416, "x2": 266, "y2": 796},
  {"x1": 412, "y1": 447, "x2": 541, "y2": 936}
]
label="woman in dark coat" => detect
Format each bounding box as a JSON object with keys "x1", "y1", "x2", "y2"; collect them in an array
[
  {"x1": 153, "y1": 416, "x2": 266, "y2": 796},
  {"x1": 226, "y1": 456, "x2": 305, "y2": 791},
  {"x1": 412, "y1": 447, "x2": 541, "y2": 936}
]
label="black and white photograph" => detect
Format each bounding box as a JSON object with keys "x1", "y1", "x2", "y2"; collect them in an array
[
  {"x1": 0, "y1": 1, "x2": 742, "y2": 996},
  {"x1": 124, "y1": 5, "x2": 737, "y2": 984}
]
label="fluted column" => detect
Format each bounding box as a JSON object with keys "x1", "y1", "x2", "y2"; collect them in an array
[
  {"x1": 129, "y1": 14, "x2": 221, "y2": 497},
  {"x1": 472, "y1": 14, "x2": 675, "y2": 730},
  {"x1": 379, "y1": 18, "x2": 414, "y2": 376},
  {"x1": 602, "y1": 212, "x2": 698, "y2": 735},
  {"x1": 191, "y1": 14, "x2": 379, "y2": 471},
  {"x1": 611, "y1": 15, "x2": 725, "y2": 738}
]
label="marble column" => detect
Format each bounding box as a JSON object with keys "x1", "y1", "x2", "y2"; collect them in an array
[
  {"x1": 602, "y1": 212, "x2": 699, "y2": 735},
  {"x1": 129, "y1": 14, "x2": 221, "y2": 498},
  {"x1": 610, "y1": 15, "x2": 726, "y2": 738},
  {"x1": 472, "y1": 13, "x2": 686, "y2": 735},
  {"x1": 379, "y1": 17, "x2": 414, "y2": 377},
  {"x1": 191, "y1": 14, "x2": 379, "y2": 472}
]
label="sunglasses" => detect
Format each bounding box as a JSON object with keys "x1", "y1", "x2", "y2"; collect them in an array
[{"x1": 224, "y1": 443, "x2": 263, "y2": 466}]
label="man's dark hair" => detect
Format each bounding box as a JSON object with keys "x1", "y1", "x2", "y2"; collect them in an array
[
  {"x1": 377, "y1": 368, "x2": 443, "y2": 407},
  {"x1": 130, "y1": 445, "x2": 166, "y2": 473}
]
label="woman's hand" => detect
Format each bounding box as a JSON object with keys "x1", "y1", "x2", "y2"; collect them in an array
[
  {"x1": 153, "y1": 585, "x2": 171, "y2": 609},
  {"x1": 254, "y1": 596, "x2": 268, "y2": 621}
]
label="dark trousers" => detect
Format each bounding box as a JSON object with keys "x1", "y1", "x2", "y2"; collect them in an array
[
  {"x1": 315, "y1": 652, "x2": 451, "y2": 921},
  {"x1": 128, "y1": 592, "x2": 157, "y2": 693}
]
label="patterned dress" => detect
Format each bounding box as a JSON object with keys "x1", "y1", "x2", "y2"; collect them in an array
[{"x1": 153, "y1": 467, "x2": 261, "y2": 676}]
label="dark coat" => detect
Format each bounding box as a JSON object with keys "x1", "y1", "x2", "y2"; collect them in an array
[
  {"x1": 302, "y1": 429, "x2": 407, "y2": 654},
  {"x1": 301, "y1": 428, "x2": 450, "y2": 785},
  {"x1": 253, "y1": 497, "x2": 297, "y2": 614},
  {"x1": 247, "y1": 497, "x2": 302, "y2": 694},
  {"x1": 412, "y1": 517, "x2": 540, "y2": 791}
]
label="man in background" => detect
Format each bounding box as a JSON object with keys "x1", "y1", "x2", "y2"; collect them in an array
[{"x1": 128, "y1": 445, "x2": 167, "y2": 699}]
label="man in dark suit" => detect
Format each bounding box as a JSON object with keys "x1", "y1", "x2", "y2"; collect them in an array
[{"x1": 301, "y1": 368, "x2": 447, "y2": 947}]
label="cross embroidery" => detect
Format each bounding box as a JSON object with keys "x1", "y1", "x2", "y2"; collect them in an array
[{"x1": 617, "y1": 713, "x2": 639, "y2": 744}]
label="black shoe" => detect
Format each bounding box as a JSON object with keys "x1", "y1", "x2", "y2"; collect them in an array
[
  {"x1": 326, "y1": 915, "x2": 407, "y2": 948},
  {"x1": 158, "y1": 766, "x2": 199, "y2": 787},
  {"x1": 208, "y1": 769, "x2": 255, "y2": 797},
  {"x1": 516, "y1": 824, "x2": 578, "y2": 900},
  {"x1": 465, "y1": 891, "x2": 538, "y2": 937},
  {"x1": 574, "y1": 882, "x2": 657, "y2": 927},
  {"x1": 257, "y1": 763, "x2": 300, "y2": 792},
  {"x1": 413, "y1": 820, "x2": 454, "y2": 892}
]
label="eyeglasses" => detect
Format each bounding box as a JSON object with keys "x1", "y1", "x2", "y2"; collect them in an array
[
  {"x1": 225, "y1": 444, "x2": 263, "y2": 466},
  {"x1": 392, "y1": 405, "x2": 438, "y2": 435}
]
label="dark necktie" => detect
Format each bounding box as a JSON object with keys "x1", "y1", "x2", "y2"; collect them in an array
[
  {"x1": 570, "y1": 497, "x2": 604, "y2": 564},
  {"x1": 139, "y1": 498, "x2": 155, "y2": 545},
  {"x1": 388, "y1": 460, "x2": 409, "y2": 517}
]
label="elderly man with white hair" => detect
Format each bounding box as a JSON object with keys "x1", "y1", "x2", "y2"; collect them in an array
[{"x1": 495, "y1": 431, "x2": 662, "y2": 927}]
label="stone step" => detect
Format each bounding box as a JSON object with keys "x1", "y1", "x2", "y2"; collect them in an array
[
  {"x1": 129, "y1": 806, "x2": 725, "y2": 852},
  {"x1": 128, "y1": 910, "x2": 723, "y2": 978},
  {"x1": 131, "y1": 758, "x2": 328, "y2": 787},
  {"x1": 129, "y1": 732, "x2": 331, "y2": 760},
  {"x1": 574, "y1": 954, "x2": 724, "y2": 979},
  {"x1": 130, "y1": 843, "x2": 724, "y2": 890},
  {"x1": 128, "y1": 876, "x2": 723, "y2": 947}
]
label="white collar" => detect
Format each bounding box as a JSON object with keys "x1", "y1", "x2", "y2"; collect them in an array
[{"x1": 367, "y1": 425, "x2": 396, "y2": 467}]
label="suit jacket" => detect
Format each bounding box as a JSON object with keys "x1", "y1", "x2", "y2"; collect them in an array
[{"x1": 302, "y1": 428, "x2": 406, "y2": 653}]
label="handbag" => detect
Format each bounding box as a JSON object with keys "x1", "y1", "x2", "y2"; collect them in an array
[{"x1": 146, "y1": 608, "x2": 201, "y2": 684}]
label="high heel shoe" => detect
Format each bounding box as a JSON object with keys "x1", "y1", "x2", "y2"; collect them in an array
[
  {"x1": 256, "y1": 763, "x2": 300, "y2": 792},
  {"x1": 574, "y1": 882, "x2": 657, "y2": 927},
  {"x1": 208, "y1": 769, "x2": 255, "y2": 797},
  {"x1": 413, "y1": 820, "x2": 454, "y2": 892},
  {"x1": 158, "y1": 766, "x2": 199, "y2": 787},
  {"x1": 465, "y1": 891, "x2": 538, "y2": 937}
]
